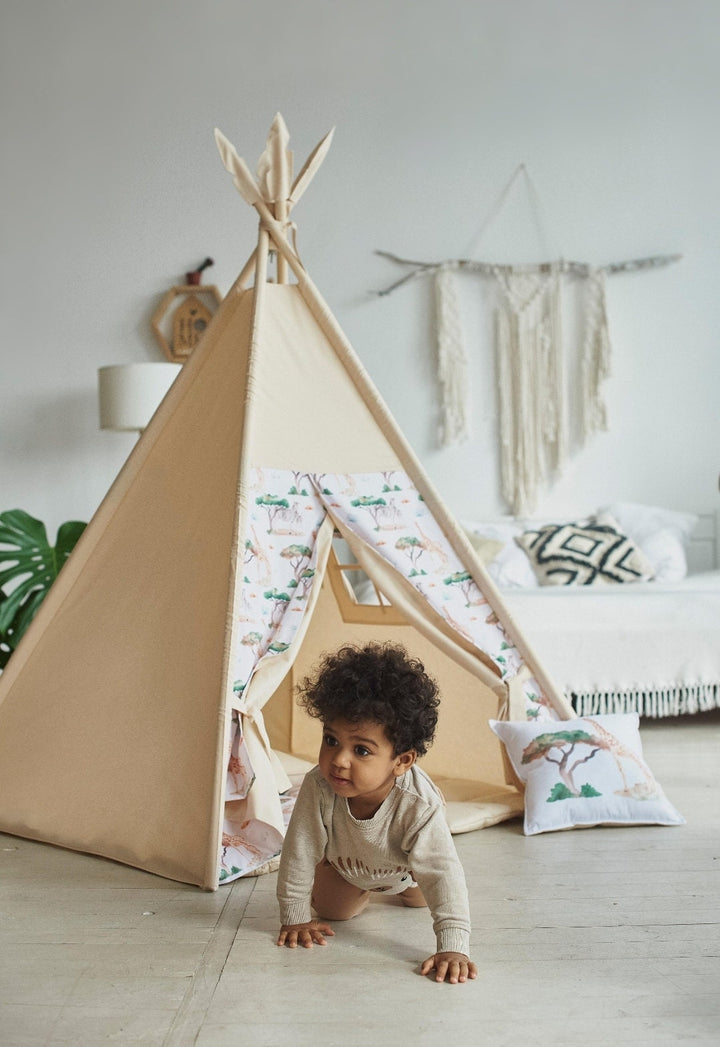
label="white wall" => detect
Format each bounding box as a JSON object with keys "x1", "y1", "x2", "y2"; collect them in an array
[{"x1": 1, "y1": 0, "x2": 718, "y2": 538}]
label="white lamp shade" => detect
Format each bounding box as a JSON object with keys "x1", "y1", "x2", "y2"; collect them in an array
[{"x1": 98, "y1": 363, "x2": 182, "y2": 432}]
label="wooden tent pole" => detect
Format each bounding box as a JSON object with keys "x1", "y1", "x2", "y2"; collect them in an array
[
  {"x1": 275, "y1": 198, "x2": 289, "y2": 285},
  {"x1": 234, "y1": 250, "x2": 258, "y2": 290},
  {"x1": 210, "y1": 221, "x2": 274, "y2": 879},
  {"x1": 215, "y1": 223, "x2": 272, "y2": 838}
]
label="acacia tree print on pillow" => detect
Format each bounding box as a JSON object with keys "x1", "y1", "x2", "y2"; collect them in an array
[
  {"x1": 521, "y1": 717, "x2": 663, "y2": 804},
  {"x1": 489, "y1": 714, "x2": 685, "y2": 834},
  {"x1": 522, "y1": 728, "x2": 606, "y2": 802}
]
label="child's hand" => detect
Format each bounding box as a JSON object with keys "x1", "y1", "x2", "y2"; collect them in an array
[
  {"x1": 277, "y1": 920, "x2": 335, "y2": 949},
  {"x1": 420, "y1": 951, "x2": 477, "y2": 984}
]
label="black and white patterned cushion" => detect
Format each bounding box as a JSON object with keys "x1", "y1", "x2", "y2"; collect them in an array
[{"x1": 514, "y1": 515, "x2": 655, "y2": 586}]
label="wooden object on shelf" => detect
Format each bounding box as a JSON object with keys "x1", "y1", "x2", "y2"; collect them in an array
[
  {"x1": 151, "y1": 284, "x2": 222, "y2": 363},
  {"x1": 151, "y1": 259, "x2": 222, "y2": 362}
]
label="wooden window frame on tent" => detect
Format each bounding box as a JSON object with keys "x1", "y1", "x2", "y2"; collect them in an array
[{"x1": 327, "y1": 543, "x2": 407, "y2": 626}]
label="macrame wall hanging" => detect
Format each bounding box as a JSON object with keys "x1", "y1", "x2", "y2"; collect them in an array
[{"x1": 376, "y1": 165, "x2": 681, "y2": 515}]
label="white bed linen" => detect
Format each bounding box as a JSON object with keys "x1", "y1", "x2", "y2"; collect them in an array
[{"x1": 502, "y1": 572, "x2": 720, "y2": 717}]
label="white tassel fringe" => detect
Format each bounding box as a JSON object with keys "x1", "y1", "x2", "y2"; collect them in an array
[
  {"x1": 435, "y1": 266, "x2": 469, "y2": 447},
  {"x1": 572, "y1": 682, "x2": 720, "y2": 719}
]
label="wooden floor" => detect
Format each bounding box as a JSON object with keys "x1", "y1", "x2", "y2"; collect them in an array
[{"x1": 2, "y1": 712, "x2": 719, "y2": 1046}]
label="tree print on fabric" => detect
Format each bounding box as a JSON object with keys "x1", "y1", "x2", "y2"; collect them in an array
[
  {"x1": 232, "y1": 468, "x2": 326, "y2": 699},
  {"x1": 443, "y1": 570, "x2": 481, "y2": 607},
  {"x1": 280, "y1": 544, "x2": 313, "y2": 578},
  {"x1": 350, "y1": 494, "x2": 404, "y2": 531},
  {"x1": 225, "y1": 710, "x2": 255, "y2": 801},
  {"x1": 395, "y1": 535, "x2": 425, "y2": 571},
  {"x1": 524, "y1": 686, "x2": 557, "y2": 720},
  {"x1": 521, "y1": 718, "x2": 661, "y2": 803},
  {"x1": 522, "y1": 729, "x2": 603, "y2": 800},
  {"x1": 255, "y1": 494, "x2": 292, "y2": 532}
]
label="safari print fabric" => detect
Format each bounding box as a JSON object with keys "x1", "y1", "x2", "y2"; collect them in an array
[
  {"x1": 232, "y1": 467, "x2": 327, "y2": 701},
  {"x1": 316, "y1": 470, "x2": 523, "y2": 677}
]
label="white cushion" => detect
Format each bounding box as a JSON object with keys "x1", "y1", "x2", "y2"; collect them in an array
[
  {"x1": 461, "y1": 520, "x2": 538, "y2": 588},
  {"x1": 601, "y1": 503, "x2": 698, "y2": 582},
  {"x1": 489, "y1": 713, "x2": 685, "y2": 835}
]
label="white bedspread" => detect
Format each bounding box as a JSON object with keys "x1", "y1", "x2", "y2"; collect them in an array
[{"x1": 502, "y1": 572, "x2": 720, "y2": 717}]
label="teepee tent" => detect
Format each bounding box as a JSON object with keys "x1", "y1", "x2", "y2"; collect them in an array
[{"x1": 0, "y1": 116, "x2": 573, "y2": 890}]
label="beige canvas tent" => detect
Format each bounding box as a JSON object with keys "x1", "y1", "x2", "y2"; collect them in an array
[{"x1": 0, "y1": 116, "x2": 573, "y2": 890}]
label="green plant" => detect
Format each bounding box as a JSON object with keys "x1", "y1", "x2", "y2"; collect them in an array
[{"x1": 0, "y1": 509, "x2": 86, "y2": 669}]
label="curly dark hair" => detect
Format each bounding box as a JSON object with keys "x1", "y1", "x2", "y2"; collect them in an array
[{"x1": 297, "y1": 642, "x2": 440, "y2": 756}]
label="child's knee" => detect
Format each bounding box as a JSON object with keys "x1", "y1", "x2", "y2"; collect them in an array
[
  {"x1": 399, "y1": 884, "x2": 427, "y2": 908},
  {"x1": 312, "y1": 859, "x2": 369, "y2": 921},
  {"x1": 312, "y1": 892, "x2": 369, "y2": 921}
]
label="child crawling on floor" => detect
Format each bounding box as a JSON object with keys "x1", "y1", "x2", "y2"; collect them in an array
[{"x1": 276, "y1": 641, "x2": 477, "y2": 984}]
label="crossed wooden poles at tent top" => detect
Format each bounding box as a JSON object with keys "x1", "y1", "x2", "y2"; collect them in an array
[
  {"x1": 213, "y1": 114, "x2": 570, "y2": 717},
  {"x1": 216, "y1": 113, "x2": 334, "y2": 290}
]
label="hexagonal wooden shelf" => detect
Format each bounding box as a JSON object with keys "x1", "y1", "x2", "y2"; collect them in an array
[{"x1": 151, "y1": 284, "x2": 222, "y2": 363}]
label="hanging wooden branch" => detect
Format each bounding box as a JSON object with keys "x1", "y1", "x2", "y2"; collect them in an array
[{"x1": 373, "y1": 249, "x2": 682, "y2": 297}]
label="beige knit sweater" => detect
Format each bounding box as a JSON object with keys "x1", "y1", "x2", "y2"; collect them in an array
[{"x1": 277, "y1": 764, "x2": 471, "y2": 955}]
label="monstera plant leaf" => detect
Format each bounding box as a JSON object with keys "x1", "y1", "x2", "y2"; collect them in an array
[
  {"x1": 0, "y1": 509, "x2": 86, "y2": 666},
  {"x1": 0, "y1": 590, "x2": 15, "y2": 669}
]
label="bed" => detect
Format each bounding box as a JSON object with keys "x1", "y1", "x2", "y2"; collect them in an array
[{"x1": 463, "y1": 503, "x2": 720, "y2": 718}]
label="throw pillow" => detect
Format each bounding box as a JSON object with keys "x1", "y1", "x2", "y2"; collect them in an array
[
  {"x1": 489, "y1": 713, "x2": 685, "y2": 835},
  {"x1": 601, "y1": 502, "x2": 698, "y2": 582},
  {"x1": 462, "y1": 530, "x2": 505, "y2": 566},
  {"x1": 514, "y1": 513, "x2": 655, "y2": 586},
  {"x1": 461, "y1": 520, "x2": 538, "y2": 588}
]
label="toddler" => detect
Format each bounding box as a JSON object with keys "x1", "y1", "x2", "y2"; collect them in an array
[{"x1": 276, "y1": 642, "x2": 477, "y2": 984}]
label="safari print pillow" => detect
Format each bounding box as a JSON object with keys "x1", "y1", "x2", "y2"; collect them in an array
[{"x1": 489, "y1": 713, "x2": 684, "y2": 835}]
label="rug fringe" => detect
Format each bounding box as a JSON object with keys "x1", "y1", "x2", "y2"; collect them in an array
[{"x1": 571, "y1": 682, "x2": 720, "y2": 718}]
